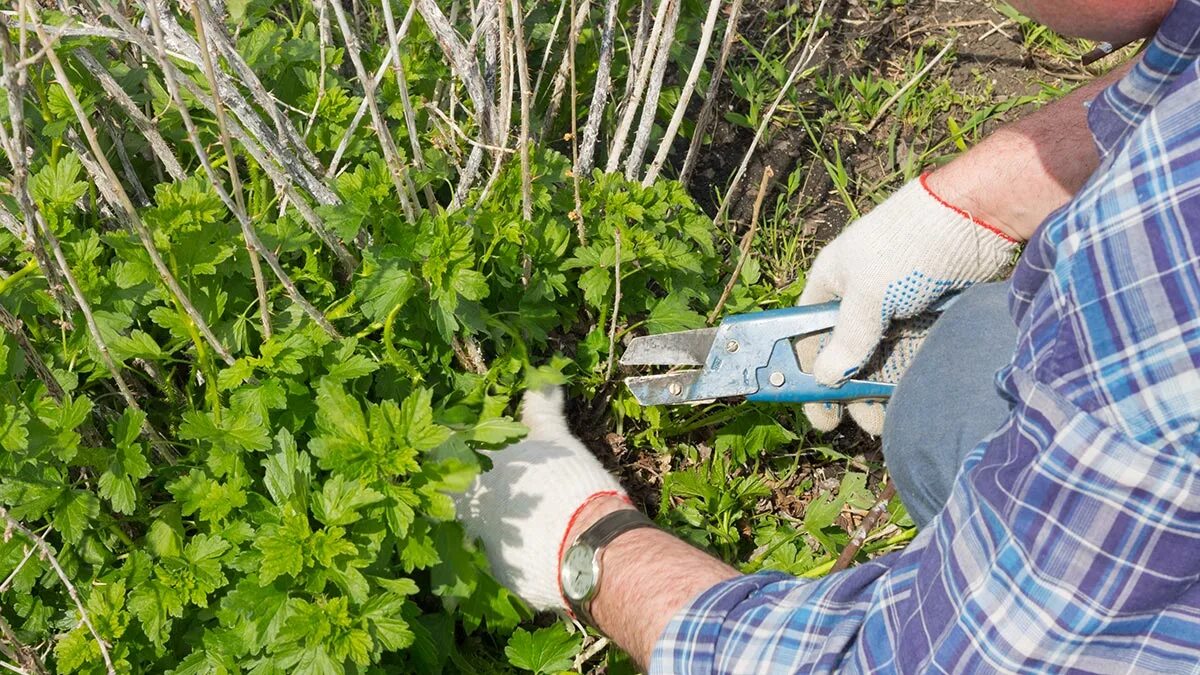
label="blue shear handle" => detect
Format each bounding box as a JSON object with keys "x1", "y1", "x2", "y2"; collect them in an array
[{"x1": 744, "y1": 339, "x2": 896, "y2": 403}]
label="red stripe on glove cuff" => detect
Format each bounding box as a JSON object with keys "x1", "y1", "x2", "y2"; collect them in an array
[{"x1": 919, "y1": 173, "x2": 1020, "y2": 244}]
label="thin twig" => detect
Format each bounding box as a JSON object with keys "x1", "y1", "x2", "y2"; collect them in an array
[
  {"x1": 642, "y1": 0, "x2": 723, "y2": 185},
  {"x1": 566, "y1": 0, "x2": 586, "y2": 245},
  {"x1": 188, "y1": 0, "x2": 272, "y2": 340},
  {"x1": 713, "y1": 0, "x2": 827, "y2": 227},
  {"x1": 381, "y1": 0, "x2": 437, "y2": 208},
  {"x1": 708, "y1": 166, "x2": 771, "y2": 324},
  {"x1": 510, "y1": 0, "x2": 532, "y2": 222},
  {"x1": 0, "y1": 507, "x2": 115, "y2": 675},
  {"x1": 536, "y1": 0, "x2": 591, "y2": 141},
  {"x1": 327, "y1": 0, "x2": 419, "y2": 223},
  {"x1": 831, "y1": 482, "x2": 897, "y2": 573},
  {"x1": 531, "y1": 0, "x2": 567, "y2": 97},
  {"x1": 679, "y1": 0, "x2": 742, "y2": 185},
  {"x1": 603, "y1": 223, "x2": 622, "y2": 380},
  {"x1": 865, "y1": 39, "x2": 955, "y2": 133}
]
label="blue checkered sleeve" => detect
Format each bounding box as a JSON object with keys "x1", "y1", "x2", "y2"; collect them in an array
[{"x1": 651, "y1": 3, "x2": 1200, "y2": 673}]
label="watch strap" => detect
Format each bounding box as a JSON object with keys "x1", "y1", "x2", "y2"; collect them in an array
[
  {"x1": 567, "y1": 509, "x2": 656, "y2": 629},
  {"x1": 578, "y1": 509, "x2": 655, "y2": 550}
]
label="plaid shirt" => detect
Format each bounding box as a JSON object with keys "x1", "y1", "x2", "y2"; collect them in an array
[{"x1": 651, "y1": 3, "x2": 1200, "y2": 673}]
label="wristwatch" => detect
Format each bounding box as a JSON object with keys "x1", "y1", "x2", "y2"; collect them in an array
[{"x1": 560, "y1": 509, "x2": 657, "y2": 629}]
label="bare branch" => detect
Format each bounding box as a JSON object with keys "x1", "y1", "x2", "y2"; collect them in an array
[
  {"x1": 624, "y1": 0, "x2": 680, "y2": 179},
  {"x1": 73, "y1": 49, "x2": 186, "y2": 181},
  {"x1": 27, "y1": 4, "x2": 236, "y2": 365},
  {"x1": 604, "y1": 0, "x2": 670, "y2": 172},
  {"x1": 678, "y1": 0, "x2": 742, "y2": 185},
  {"x1": 93, "y1": 3, "x2": 357, "y2": 272},
  {"x1": 186, "y1": 0, "x2": 324, "y2": 174},
  {"x1": 326, "y1": 0, "x2": 418, "y2": 223},
  {"x1": 642, "y1": 0, "x2": 724, "y2": 185},
  {"x1": 415, "y1": 0, "x2": 496, "y2": 144},
  {"x1": 576, "y1": 0, "x2": 617, "y2": 175}
]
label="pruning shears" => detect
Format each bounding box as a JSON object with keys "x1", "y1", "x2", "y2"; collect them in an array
[{"x1": 620, "y1": 297, "x2": 955, "y2": 406}]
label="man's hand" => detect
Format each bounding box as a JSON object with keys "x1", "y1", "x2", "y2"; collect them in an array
[
  {"x1": 796, "y1": 176, "x2": 1019, "y2": 434},
  {"x1": 453, "y1": 387, "x2": 626, "y2": 610}
]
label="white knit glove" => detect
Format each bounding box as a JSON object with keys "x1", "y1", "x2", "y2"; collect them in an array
[
  {"x1": 796, "y1": 176, "x2": 1019, "y2": 435},
  {"x1": 453, "y1": 388, "x2": 625, "y2": 610}
]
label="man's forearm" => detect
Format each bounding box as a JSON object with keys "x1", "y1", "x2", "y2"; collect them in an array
[
  {"x1": 564, "y1": 495, "x2": 739, "y2": 668},
  {"x1": 927, "y1": 62, "x2": 1133, "y2": 241}
]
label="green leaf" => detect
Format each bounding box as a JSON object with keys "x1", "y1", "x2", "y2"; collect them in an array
[
  {"x1": 505, "y1": 626, "x2": 582, "y2": 674},
  {"x1": 312, "y1": 475, "x2": 384, "y2": 526},
  {"x1": 256, "y1": 508, "x2": 310, "y2": 584},
  {"x1": 263, "y1": 428, "x2": 310, "y2": 506},
  {"x1": 355, "y1": 255, "x2": 418, "y2": 322},
  {"x1": 0, "y1": 403, "x2": 30, "y2": 452},
  {"x1": 646, "y1": 292, "x2": 706, "y2": 333},
  {"x1": 398, "y1": 388, "x2": 452, "y2": 452},
  {"x1": 30, "y1": 153, "x2": 87, "y2": 208},
  {"x1": 53, "y1": 490, "x2": 99, "y2": 544},
  {"x1": 465, "y1": 418, "x2": 527, "y2": 445}
]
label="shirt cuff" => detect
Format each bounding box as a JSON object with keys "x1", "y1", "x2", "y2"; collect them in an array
[{"x1": 648, "y1": 571, "x2": 798, "y2": 675}]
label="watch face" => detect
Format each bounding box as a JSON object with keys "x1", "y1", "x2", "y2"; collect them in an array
[{"x1": 561, "y1": 543, "x2": 597, "y2": 601}]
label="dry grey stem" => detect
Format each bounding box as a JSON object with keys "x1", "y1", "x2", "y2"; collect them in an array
[
  {"x1": 642, "y1": 0, "x2": 724, "y2": 185},
  {"x1": 327, "y1": 0, "x2": 419, "y2": 222},
  {"x1": 623, "y1": 0, "x2": 680, "y2": 180},
  {"x1": 604, "y1": 0, "x2": 671, "y2": 172},
  {"x1": 679, "y1": 0, "x2": 743, "y2": 185},
  {"x1": 576, "y1": 0, "x2": 618, "y2": 174}
]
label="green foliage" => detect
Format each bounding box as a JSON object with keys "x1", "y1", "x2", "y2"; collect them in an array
[
  {"x1": 0, "y1": 3, "x2": 752, "y2": 669},
  {"x1": 505, "y1": 626, "x2": 582, "y2": 674}
]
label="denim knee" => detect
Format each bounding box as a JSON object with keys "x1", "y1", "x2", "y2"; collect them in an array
[{"x1": 883, "y1": 282, "x2": 1018, "y2": 528}]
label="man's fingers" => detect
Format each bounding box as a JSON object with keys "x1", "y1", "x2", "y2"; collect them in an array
[
  {"x1": 847, "y1": 400, "x2": 886, "y2": 436},
  {"x1": 812, "y1": 294, "x2": 885, "y2": 386},
  {"x1": 803, "y1": 401, "x2": 843, "y2": 432}
]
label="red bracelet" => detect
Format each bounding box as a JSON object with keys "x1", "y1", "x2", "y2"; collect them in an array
[{"x1": 556, "y1": 490, "x2": 634, "y2": 616}]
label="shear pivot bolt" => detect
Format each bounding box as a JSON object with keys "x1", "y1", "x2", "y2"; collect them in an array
[
  {"x1": 669, "y1": 383, "x2": 682, "y2": 396},
  {"x1": 726, "y1": 340, "x2": 739, "y2": 353},
  {"x1": 769, "y1": 371, "x2": 786, "y2": 387}
]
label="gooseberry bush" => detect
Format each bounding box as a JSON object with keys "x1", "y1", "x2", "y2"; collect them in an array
[{"x1": 0, "y1": 1, "x2": 793, "y2": 671}]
